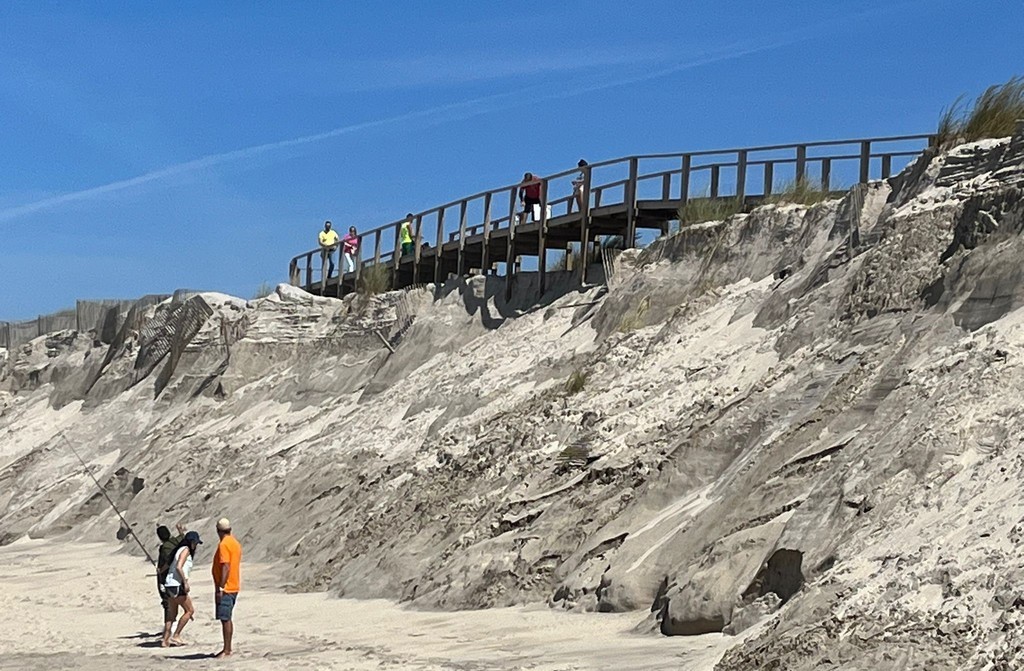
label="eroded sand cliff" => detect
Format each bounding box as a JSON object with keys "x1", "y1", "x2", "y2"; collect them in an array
[{"x1": 4, "y1": 132, "x2": 1024, "y2": 669}]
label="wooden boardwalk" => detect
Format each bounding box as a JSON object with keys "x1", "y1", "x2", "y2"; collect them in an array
[{"x1": 289, "y1": 134, "x2": 935, "y2": 300}]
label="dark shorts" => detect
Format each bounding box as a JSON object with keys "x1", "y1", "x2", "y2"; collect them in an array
[
  {"x1": 165, "y1": 585, "x2": 187, "y2": 598},
  {"x1": 217, "y1": 592, "x2": 238, "y2": 621}
]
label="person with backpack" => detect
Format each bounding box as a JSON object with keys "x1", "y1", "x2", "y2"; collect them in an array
[
  {"x1": 162, "y1": 530, "x2": 202, "y2": 648},
  {"x1": 155, "y1": 523, "x2": 185, "y2": 624}
]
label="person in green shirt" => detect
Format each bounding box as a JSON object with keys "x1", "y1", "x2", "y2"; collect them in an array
[{"x1": 400, "y1": 214, "x2": 415, "y2": 256}]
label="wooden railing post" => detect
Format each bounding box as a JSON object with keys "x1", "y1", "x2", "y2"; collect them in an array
[
  {"x1": 392, "y1": 221, "x2": 402, "y2": 288},
  {"x1": 579, "y1": 165, "x2": 593, "y2": 285},
  {"x1": 506, "y1": 188, "x2": 518, "y2": 301},
  {"x1": 680, "y1": 154, "x2": 691, "y2": 202},
  {"x1": 374, "y1": 230, "x2": 382, "y2": 266},
  {"x1": 305, "y1": 252, "x2": 313, "y2": 289},
  {"x1": 710, "y1": 165, "x2": 721, "y2": 199},
  {"x1": 763, "y1": 161, "x2": 775, "y2": 196},
  {"x1": 320, "y1": 248, "x2": 328, "y2": 295},
  {"x1": 481, "y1": 193, "x2": 492, "y2": 276},
  {"x1": 736, "y1": 150, "x2": 748, "y2": 202},
  {"x1": 625, "y1": 157, "x2": 638, "y2": 248},
  {"x1": 350, "y1": 235, "x2": 363, "y2": 297},
  {"x1": 881, "y1": 154, "x2": 892, "y2": 179},
  {"x1": 820, "y1": 158, "x2": 832, "y2": 191},
  {"x1": 859, "y1": 141, "x2": 871, "y2": 184},
  {"x1": 661, "y1": 173, "x2": 671, "y2": 200},
  {"x1": 538, "y1": 178, "x2": 549, "y2": 296},
  {"x1": 413, "y1": 214, "x2": 423, "y2": 284},
  {"x1": 796, "y1": 145, "x2": 807, "y2": 184},
  {"x1": 434, "y1": 208, "x2": 445, "y2": 287},
  {"x1": 457, "y1": 200, "x2": 468, "y2": 277}
]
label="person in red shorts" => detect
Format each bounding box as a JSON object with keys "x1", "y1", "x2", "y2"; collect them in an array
[{"x1": 212, "y1": 518, "x2": 243, "y2": 659}]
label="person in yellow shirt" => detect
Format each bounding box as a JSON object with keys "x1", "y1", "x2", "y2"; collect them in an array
[
  {"x1": 318, "y1": 220, "x2": 340, "y2": 278},
  {"x1": 212, "y1": 518, "x2": 243, "y2": 659}
]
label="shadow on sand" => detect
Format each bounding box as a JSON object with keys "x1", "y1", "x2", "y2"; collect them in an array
[
  {"x1": 120, "y1": 631, "x2": 161, "y2": 639},
  {"x1": 135, "y1": 640, "x2": 166, "y2": 648}
]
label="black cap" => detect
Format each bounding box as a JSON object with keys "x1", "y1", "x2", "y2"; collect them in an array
[{"x1": 184, "y1": 531, "x2": 203, "y2": 545}]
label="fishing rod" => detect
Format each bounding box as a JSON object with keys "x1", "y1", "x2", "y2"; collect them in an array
[{"x1": 58, "y1": 431, "x2": 156, "y2": 565}]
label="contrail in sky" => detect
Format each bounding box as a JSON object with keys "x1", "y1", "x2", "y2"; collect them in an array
[
  {"x1": 0, "y1": 20, "x2": 854, "y2": 224},
  {"x1": 0, "y1": 91, "x2": 523, "y2": 223}
]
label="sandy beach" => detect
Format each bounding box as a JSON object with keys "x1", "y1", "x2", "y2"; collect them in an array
[{"x1": 0, "y1": 538, "x2": 731, "y2": 670}]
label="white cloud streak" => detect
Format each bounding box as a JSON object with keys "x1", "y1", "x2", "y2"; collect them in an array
[
  {"x1": 0, "y1": 33, "x2": 807, "y2": 224},
  {"x1": 309, "y1": 49, "x2": 672, "y2": 93}
]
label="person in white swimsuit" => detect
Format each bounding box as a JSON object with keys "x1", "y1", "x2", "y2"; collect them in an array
[{"x1": 162, "y1": 530, "x2": 202, "y2": 648}]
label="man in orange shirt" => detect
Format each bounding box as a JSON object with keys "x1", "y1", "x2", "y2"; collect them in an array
[{"x1": 212, "y1": 517, "x2": 243, "y2": 658}]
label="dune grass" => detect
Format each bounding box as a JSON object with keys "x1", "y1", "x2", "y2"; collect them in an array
[
  {"x1": 767, "y1": 178, "x2": 835, "y2": 206},
  {"x1": 677, "y1": 196, "x2": 744, "y2": 226},
  {"x1": 357, "y1": 264, "x2": 391, "y2": 296},
  {"x1": 936, "y1": 75, "x2": 1024, "y2": 149},
  {"x1": 252, "y1": 281, "x2": 274, "y2": 299}
]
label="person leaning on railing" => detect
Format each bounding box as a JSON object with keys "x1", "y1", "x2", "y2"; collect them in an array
[{"x1": 318, "y1": 220, "x2": 340, "y2": 278}]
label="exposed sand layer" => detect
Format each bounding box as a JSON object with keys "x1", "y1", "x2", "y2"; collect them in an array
[{"x1": 0, "y1": 538, "x2": 731, "y2": 670}]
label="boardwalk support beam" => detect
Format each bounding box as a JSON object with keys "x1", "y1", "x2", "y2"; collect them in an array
[
  {"x1": 506, "y1": 188, "x2": 517, "y2": 302},
  {"x1": 626, "y1": 157, "x2": 639, "y2": 247}
]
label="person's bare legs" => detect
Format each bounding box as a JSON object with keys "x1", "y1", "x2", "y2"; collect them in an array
[
  {"x1": 170, "y1": 596, "x2": 194, "y2": 645},
  {"x1": 215, "y1": 620, "x2": 233, "y2": 658},
  {"x1": 162, "y1": 599, "x2": 180, "y2": 647}
]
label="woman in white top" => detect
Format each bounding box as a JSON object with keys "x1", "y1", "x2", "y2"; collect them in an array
[
  {"x1": 571, "y1": 159, "x2": 588, "y2": 213},
  {"x1": 162, "y1": 531, "x2": 202, "y2": 648}
]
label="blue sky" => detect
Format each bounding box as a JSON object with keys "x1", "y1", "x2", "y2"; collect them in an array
[{"x1": 1, "y1": 1, "x2": 1021, "y2": 319}]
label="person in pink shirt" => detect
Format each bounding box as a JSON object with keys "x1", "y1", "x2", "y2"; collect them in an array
[{"x1": 342, "y1": 226, "x2": 359, "y2": 274}]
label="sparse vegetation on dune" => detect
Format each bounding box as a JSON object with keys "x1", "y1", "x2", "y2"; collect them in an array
[
  {"x1": 357, "y1": 264, "x2": 391, "y2": 296},
  {"x1": 936, "y1": 75, "x2": 1024, "y2": 149},
  {"x1": 675, "y1": 177, "x2": 840, "y2": 233},
  {"x1": 677, "y1": 197, "x2": 744, "y2": 227},
  {"x1": 767, "y1": 178, "x2": 836, "y2": 206},
  {"x1": 252, "y1": 281, "x2": 274, "y2": 299}
]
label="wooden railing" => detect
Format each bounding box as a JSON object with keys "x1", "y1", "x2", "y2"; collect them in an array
[{"x1": 290, "y1": 134, "x2": 935, "y2": 296}]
